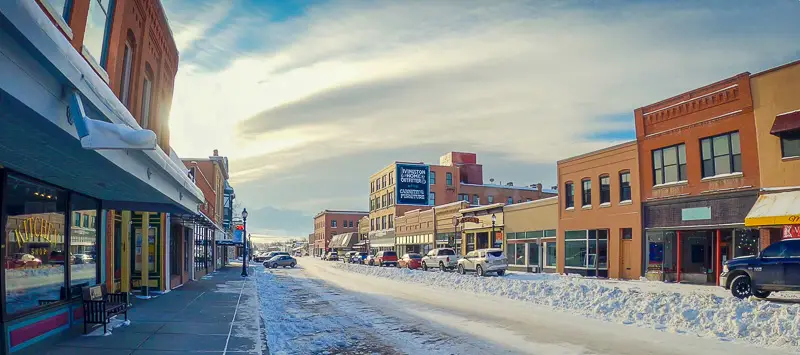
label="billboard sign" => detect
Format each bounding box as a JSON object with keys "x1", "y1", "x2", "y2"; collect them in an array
[{"x1": 395, "y1": 164, "x2": 431, "y2": 206}]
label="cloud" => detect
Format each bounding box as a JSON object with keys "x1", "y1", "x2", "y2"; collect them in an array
[{"x1": 163, "y1": 0, "x2": 800, "y2": 236}]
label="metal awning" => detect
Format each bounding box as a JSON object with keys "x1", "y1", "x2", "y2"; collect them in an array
[
  {"x1": 745, "y1": 191, "x2": 800, "y2": 227},
  {"x1": 770, "y1": 110, "x2": 800, "y2": 135}
]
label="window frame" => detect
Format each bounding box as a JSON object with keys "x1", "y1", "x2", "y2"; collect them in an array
[
  {"x1": 82, "y1": 0, "x2": 115, "y2": 72},
  {"x1": 619, "y1": 171, "x2": 631, "y2": 202},
  {"x1": 428, "y1": 191, "x2": 435, "y2": 205},
  {"x1": 487, "y1": 195, "x2": 494, "y2": 204},
  {"x1": 652, "y1": 143, "x2": 687, "y2": 185},
  {"x1": 41, "y1": 0, "x2": 74, "y2": 39},
  {"x1": 581, "y1": 179, "x2": 591, "y2": 207},
  {"x1": 141, "y1": 70, "x2": 153, "y2": 129},
  {"x1": 700, "y1": 131, "x2": 741, "y2": 178},
  {"x1": 780, "y1": 131, "x2": 800, "y2": 159},
  {"x1": 472, "y1": 194, "x2": 480, "y2": 205},
  {"x1": 564, "y1": 182, "x2": 574, "y2": 209},
  {"x1": 599, "y1": 175, "x2": 610, "y2": 204},
  {"x1": 120, "y1": 39, "x2": 134, "y2": 107},
  {"x1": 430, "y1": 171, "x2": 436, "y2": 185},
  {"x1": 446, "y1": 172, "x2": 453, "y2": 186}
]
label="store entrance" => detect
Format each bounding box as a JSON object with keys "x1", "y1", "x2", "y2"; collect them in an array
[{"x1": 476, "y1": 232, "x2": 489, "y2": 249}]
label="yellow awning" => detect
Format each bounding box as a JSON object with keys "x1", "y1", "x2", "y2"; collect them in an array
[{"x1": 745, "y1": 191, "x2": 800, "y2": 227}]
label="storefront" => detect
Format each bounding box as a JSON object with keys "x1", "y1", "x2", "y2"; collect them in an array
[
  {"x1": 434, "y1": 201, "x2": 469, "y2": 255},
  {"x1": 643, "y1": 192, "x2": 758, "y2": 284},
  {"x1": 504, "y1": 198, "x2": 558, "y2": 273},
  {"x1": 395, "y1": 209, "x2": 435, "y2": 255},
  {"x1": 368, "y1": 229, "x2": 395, "y2": 254},
  {"x1": 745, "y1": 190, "x2": 800, "y2": 247},
  {"x1": 459, "y1": 204, "x2": 504, "y2": 255},
  {"x1": 329, "y1": 232, "x2": 357, "y2": 252}
]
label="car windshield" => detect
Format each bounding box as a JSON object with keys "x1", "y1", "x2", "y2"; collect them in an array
[
  {"x1": 487, "y1": 251, "x2": 504, "y2": 258},
  {"x1": 408, "y1": 254, "x2": 421, "y2": 259},
  {"x1": 439, "y1": 249, "x2": 455, "y2": 255},
  {"x1": 383, "y1": 251, "x2": 396, "y2": 257}
]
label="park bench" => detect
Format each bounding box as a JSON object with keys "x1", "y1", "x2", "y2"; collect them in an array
[{"x1": 81, "y1": 284, "x2": 129, "y2": 334}]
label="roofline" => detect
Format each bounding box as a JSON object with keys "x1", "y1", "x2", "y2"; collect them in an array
[
  {"x1": 460, "y1": 183, "x2": 547, "y2": 191},
  {"x1": 503, "y1": 196, "x2": 558, "y2": 211},
  {"x1": 314, "y1": 210, "x2": 369, "y2": 218},
  {"x1": 751, "y1": 59, "x2": 800, "y2": 78},
  {"x1": 459, "y1": 203, "x2": 505, "y2": 213},
  {"x1": 637, "y1": 72, "x2": 750, "y2": 113},
  {"x1": 557, "y1": 140, "x2": 637, "y2": 164},
  {"x1": 369, "y1": 161, "x2": 427, "y2": 179},
  {"x1": 433, "y1": 200, "x2": 470, "y2": 210}
]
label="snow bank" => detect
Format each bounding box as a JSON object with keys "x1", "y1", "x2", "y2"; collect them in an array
[{"x1": 331, "y1": 263, "x2": 800, "y2": 350}]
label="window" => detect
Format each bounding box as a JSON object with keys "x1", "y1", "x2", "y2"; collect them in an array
[
  {"x1": 388, "y1": 192, "x2": 394, "y2": 206},
  {"x1": 331, "y1": 220, "x2": 337, "y2": 228},
  {"x1": 3, "y1": 174, "x2": 68, "y2": 314},
  {"x1": 564, "y1": 230, "x2": 608, "y2": 269},
  {"x1": 381, "y1": 216, "x2": 387, "y2": 230},
  {"x1": 581, "y1": 179, "x2": 591, "y2": 206},
  {"x1": 70, "y1": 193, "x2": 99, "y2": 298},
  {"x1": 619, "y1": 171, "x2": 631, "y2": 202},
  {"x1": 781, "y1": 131, "x2": 800, "y2": 158},
  {"x1": 430, "y1": 171, "x2": 436, "y2": 185},
  {"x1": 73, "y1": 212, "x2": 81, "y2": 226},
  {"x1": 349, "y1": 221, "x2": 354, "y2": 228},
  {"x1": 141, "y1": 74, "x2": 153, "y2": 129},
  {"x1": 507, "y1": 197, "x2": 513, "y2": 205},
  {"x1": 382, "y1": 175, "x2": 387, "y2": 187},
  {"x1": 370, "y1": 219, "x2": 374, "y2": 231},
  {"x1": 652, "y1": 144, "x2": 686, "y2": 185},
  {"x1": 565, "y1": 182, "x2": 574, "y2": 208},
  {"x1": 389, "y1": 172, "x2": 393, "y2": 186},
  {"x1": 371, "y1": 181, "x2": 374, "y2": 192},
  {"x1": 527, "y1": 242, "x2": 539, "y2": 266},
  {"x1": 701, "y1": 132, "x2": 741, "y2": 178},
  {"x1": 446, "y1": 172, "x2": 453, "y2": 186},
  {"x1": 388, "y1": 214, "x2": 394, "y2": 228},
  {"x1": 599, "y1": 176, "x2": 610, "y2": 204},
  {"x1": 545, "y1": 242, "x2": 556, "y2": 267},
  {"x1": 487, "y1": 195, "x2": 494, "y2": 204},
  {"x1": 429, "y1": 192, "x2": 435, "y2": 205},
  {"x1": 473, "y1": 195, "x2": 480, "y2": 205},
  {"x1": 120, "y1": 40, "x2": 134, "y2": 107},
  {"x1": 382, "y1": 194, "x2": 387, "y2": 207},
  {"x1": 506, "y1": 243, "x2": 525, "y2": 266},
  {"x1": 622, "y1": 228, "x2": 633, "y2": 240},
  {"x1": 44, "y1": 0, "x2": 70, "y2": 22},
  {"x1": 83, "y1": 0, "x2": 112, "y2": 66}
]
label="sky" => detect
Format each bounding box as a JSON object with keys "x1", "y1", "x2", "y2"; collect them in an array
[{"x1": 161, "y1": 0, "x2": 800, "y2": 238}]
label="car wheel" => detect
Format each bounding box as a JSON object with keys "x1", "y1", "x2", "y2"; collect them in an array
[
  {"x1": 290, "y1": 262, "x2": 296, "y2": 268},
  {"x1": 439, "y1": 262, "x2": 446, "y2": 272},
  {"x1": 397, "y1": 263, "x2": 401, "y2": 268},
  {"x1": 752, "y1": 289, "x2": 771, "y2": 299},
  {"x1": 458, "y1": 265, "x2": 465, "y2": 275},
  {"x1": 730, "y1": 274, "x2": 752, "y2": 299},
  {"x1": 271, "y1": 263, "x2": 278, "y2": 269},
  {"x1": 476, "y1": 265, "x2": 484, "y2": 277},
  {"x1": 497, "y1": 270, "x2": 506, "y2": 276},
  {"x1": 422, "y1": 262, "x2": 428, "y2": 271}
]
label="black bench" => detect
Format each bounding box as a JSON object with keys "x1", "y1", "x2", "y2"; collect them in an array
[{"x1": 82, "y1": 284, "x2": 129, "y2": 334}]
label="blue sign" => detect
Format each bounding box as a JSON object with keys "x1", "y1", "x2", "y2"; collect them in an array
[
  {"x1": 395, "y1": 164, "x2": 431, "y2": 206},
  {"x1": 681, "y1": 207, "x2": 711, "y2": 221},
  {"x1": 233, "y1": 229, "x2": 244, "y2": 244}
]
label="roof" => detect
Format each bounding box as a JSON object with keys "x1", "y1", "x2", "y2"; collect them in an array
[
  {"x1": 751, "y1": 59, "x2": 800, "y2": 78},
  {"x1": 314, "y1": 210, "x2": 369, "y2": 219},
  {"x1": 503, "y1": 196, "x2": 558, "y2": 211},
  {"x1": 461, "y1": 183, "x2": 546, "y2": 192},
  {"x1": 557, "y1": 141, "x2": 637, "y2": 164},
  {"x1": 459, "y1": 203, "x2": 505, "y2": 214}
]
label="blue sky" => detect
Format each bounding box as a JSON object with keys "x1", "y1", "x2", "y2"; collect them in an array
[{"x1": 161, "y1": 0, "x2": 800, "y2": 237}]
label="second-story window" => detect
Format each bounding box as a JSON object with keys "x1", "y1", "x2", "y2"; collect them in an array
[
  {"x1": 382, "y1": 175, "x2": 387, "y2": 188},
  {"x1": 331, "y1": 220, "x2": 337, "y2": 228},
  {"x1": 507, "y1": 196, "x2": 513, "y2": 205},
  {"x1": 371, "y1": 181, "x2": 374, "y2": 192},
  {"x1": 620, "y1": 171, "x2": 631, "y2": 202},
  {"x1": 473, "y1": 194, "x2": 480, "y2": 205},
  {"x1": 701, "y1": 131, "x2": 741, "y2": 178},
  {"x1": 581, "y1": 179, "x2": 592, "y2": 206},
  {"x1": 141, "y1": 71, "x2": 153, "y2": 129},
  {"x1": 487, "y1": 195, "x2": 494, "y2": 204},
  {"x1": 43, "y1": 0, "x2": 70, "y2": 22},
  {"x1": 565, "y1": 182, "x2": 574, "y2": 208},
  {"x1": 446, "y1": 172, "x2": 453, "y2": 186},
  {"x1": 84, "y1": 0, "x2": 113, "y2": 67},
  {"x1": 781, "y1": 131, "x2": 800, "y2": 158},
  {"x1": 388, "y1": 214, "x2": 394, "y2": 228},
  {"x1": 599, "y1": 175, "x2": 610, "y2": 204},
  {"x1": 382, "y1": 194, "x2": 387, "y2": 207},
  {"x1": 429, "y1": 192, "x2": 435, "y2": 205},
  {"x1": 430, "y1": 171, "x2": 436, "y2": 185},
  {"x1": 652, "y1": 144, "x2": 686, "y2": 185},
  {"x1": 370, "y1": 219, "x2": 374, "y2": 231},
  {"x1": 120, "y1": 37, "x2": 135, "y2": 107}
]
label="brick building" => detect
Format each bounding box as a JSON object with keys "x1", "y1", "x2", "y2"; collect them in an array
[{"x1": 312, "y1": 210, "x2": 368, "y2": 256}]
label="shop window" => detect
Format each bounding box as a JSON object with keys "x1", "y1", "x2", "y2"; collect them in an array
[
  {"x1": 545, "y1": 242, "x2": 556, "y2": 267},
  {"x1": 564, "y1": 230, "x2": 608, "y2": 269},
  {"x1": 619, "y1": 171, "x2": 631, "y2": 202},
  {"x1": 466, "y1": 233, "x2": 475, "y2": 252},
  {"x1": 509, "y1": 244, "x2": 525, "y2": 266},
  {"x1": 599, "y1": 175, "x2": 610, "y2": 204},
  {"x1": 652, "y1": 144, "x2": 687, "y2": 185},
  {"x1": 780, "y1": 131, "x2": 800, "y2": 158},
  {"x1": 70, "y1": 193, "x2": 99, "y2": 297},
  {"x1": 430, "y1": 171, "x2": 436, "y2": 185},
  {"x1": 446, "y1": 172, "x2": 453, "y2": 186},
  {"x1": 83, "y1": 0, "x2": 113, "y2": 67},
  {"x1": 544, "y1": 229, "x2": 556, "y2": 237},
  {"x1": 734, "y1": 229, "x2": 760, "y2": 258},
  {"x1": 700, "y1": 131, "x2": 741, "y2": 178},
  {"x1": 527, "y1": 242, "x2": 539, "y2": 265},
  {"x1": 429, "y1": 192, "x2": 435, "y2": 205},
  {"x1": 487, "y1": 195, "x2": 494, "y2": 204},
  {"x1": 581, "y1": 179, "x2": 591, "y2": 206},
  {"x1": 473, "y1": 194, "x2": 480, "y2": 205},
  {"x1": 564, "y1": 182, "x2": 574, "y2": 208},
  {"x1": 3, "y1": 174, "x2": 68, "y2": 315}
]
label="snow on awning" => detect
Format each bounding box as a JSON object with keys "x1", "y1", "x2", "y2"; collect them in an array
[{"x1": 745, "y1": 190, "x2": 800, "y2": 227}]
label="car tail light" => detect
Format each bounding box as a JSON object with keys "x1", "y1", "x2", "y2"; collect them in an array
[{"x1": 446, "y1": 257, "x2": 450, "y2": 263}]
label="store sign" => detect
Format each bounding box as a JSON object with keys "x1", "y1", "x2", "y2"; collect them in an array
[
  {"x1": 216, "y1": 240, "x2": 238, "y2": 246},
  {"x1": 233, "y1": 228, "x2": 244, "y2": 244},
  {"x1": 783, "y1": 225, "x2": 800, "y2": 239},
  {"x1": 461, "y1": 217, "x2": 480, "y2": 224},
  {"x1": 681, "y1": 207, "x2": 711, "y2": 221},
  {"x1": 9, "y1": 216, "x2": 64, "y2": 248},
  {"x1": 395, "y1": 164, "x2": 430, "y2": 206}
]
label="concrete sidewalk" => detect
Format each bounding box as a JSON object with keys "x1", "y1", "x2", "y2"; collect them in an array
[{"x1": 19, "y1": 265, "x2": 266, "y2": 355}]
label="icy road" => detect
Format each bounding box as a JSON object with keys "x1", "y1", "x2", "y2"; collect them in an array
[{"x1": 255, "y1": 258, "x2": 793, "y2": 355}]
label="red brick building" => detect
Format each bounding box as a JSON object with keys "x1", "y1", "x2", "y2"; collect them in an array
[{"x1": 313, "y1": 210, "x2": 369, "y2": 256}]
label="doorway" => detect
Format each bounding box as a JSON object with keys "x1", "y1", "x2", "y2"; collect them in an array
[{"x1": 620, "y1": 228, "x2": 634, "y2": 279}]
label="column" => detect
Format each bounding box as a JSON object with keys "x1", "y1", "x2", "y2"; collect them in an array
[
  {"x1": 141, "y1": 212, "x2": 150, "y2": 297},
  {"x1": 715, "y1": 230, "x2": 721, "y2": 286},
  {"x1": 676, "y1": 231, "x2": 682, "y2": 283},
  {"x1": 121, "y1": 211, "x2": 131, "y2": 293}
]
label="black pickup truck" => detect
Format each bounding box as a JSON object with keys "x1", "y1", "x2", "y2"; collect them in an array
[{"x1": 720, "y1": 239, "x2": 800, "y2": 299}]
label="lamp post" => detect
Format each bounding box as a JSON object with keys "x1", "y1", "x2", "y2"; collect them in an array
[
  {"x1": 241, "y1": 208, "x2": 248, "y2": 277},
  {"x1": 491, "y1": 213, "x2": 497, "y2": 249}
]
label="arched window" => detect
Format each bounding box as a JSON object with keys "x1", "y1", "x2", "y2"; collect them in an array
[
  {"x1": 120, "y1": 30, "x2": 136, "y2": 107},
  {"x1": 141, "y1": 63, "x2": 154, "y2": 129}
]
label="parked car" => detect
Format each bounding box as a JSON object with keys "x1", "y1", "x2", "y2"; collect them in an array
[
  {"x1": 353, "y1": 252, "x2": 369, "y2": 264},
  {"x1": 294, "y1": 251, "x2": 303, "y2": 257},
  {"x1": 365, "y1": 254, "x2": 376, "y2": 266},
  {"x1": 264, "y1": 255, "x2": 297, "y2": 268},
  {"x1": 325, "y1": 251, "x2": 339, "y2": 261},
  {"x1": 421, "y1": 248, "x2": 458, "y2": 272},
  {"x1": 457, "y1": 248, "x2": 507, "y2": 276},
  {"x1": 398, "y1": 253, "x2": 422, "y2": 269},
  {"x1": 342, "y1": 251, "x2": 358, "y2": 263},
  {"x1": 6, "y1": 253, "x2": 42, "y2": 269},
  {"x1": 374, "y1": 250, "x2": 398, "y2": 267},
  {"x1": 721, "y1": 239, "x2": 800, "y2": 299},
  {"x1": 254, "y1": 252, "x2": 273, "y2": 262},
  {"x1": 73, "y1": 253, "x2": 94, "y2": 264}
]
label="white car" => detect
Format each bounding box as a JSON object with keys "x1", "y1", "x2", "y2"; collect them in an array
[
  {"x1": 421, "y1": 248, "x2": 458, "y2": 271},
  {"x1": 457, "y1": 248, "x2": 507, "y2": 276}
]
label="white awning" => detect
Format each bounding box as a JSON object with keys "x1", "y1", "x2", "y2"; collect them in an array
[{"x1": 745, "y1": 191, "x2": 800, "y2": 227}]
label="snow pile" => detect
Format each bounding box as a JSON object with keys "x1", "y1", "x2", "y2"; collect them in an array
[{"x1": 331, "y1": 263, "x2": 800, "y2": 350}]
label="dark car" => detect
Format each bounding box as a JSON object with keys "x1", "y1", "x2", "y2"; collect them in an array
[{"x1": 720, "y1": 239, "x2": 800, "y2": 299}]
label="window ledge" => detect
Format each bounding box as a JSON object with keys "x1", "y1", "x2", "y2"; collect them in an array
[
  {"x1": 40, "y1": 1, "x2": 74, "y2": 40},
  {"x1": 582, "y1": 205, "x2": 592, "y2": 210},
  {"x1": 81, "y1": 46, "x2": 110, "y2": 84},
  {"x1": 619, "y1": 200, "x2": 632, "y2": 206},
  {"x1": 701, "y1": 172, "x2": 743, "y2": 182},
  {"x1": 565, "y1": 207, "x2": 575, "y2": 211},
  {"x1": 782, "y1": 156, "x2": 800, "y2": 162},
  {"x1": 599, "y1": 202, "x2": 611, "y2": 208},
  {"x1": 653, "y1": 180, "x2": 688, "y2": 189}
]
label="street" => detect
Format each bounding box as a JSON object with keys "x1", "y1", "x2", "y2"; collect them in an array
[{"x1": 256, "y1": 258, "x2": 794, "y2": 355}]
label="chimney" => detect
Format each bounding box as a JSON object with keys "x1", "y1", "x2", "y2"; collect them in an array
[
  {"x1": 537, "y1": 183, "x2": 543, "y2": 191},
  {"x1": 551, "y1": 185, "x2": 558, "y2": 191},
  {"x1": 213, "y1": 149, "x2": 219, "y2": 156}
]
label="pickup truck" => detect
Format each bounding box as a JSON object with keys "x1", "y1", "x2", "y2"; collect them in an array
[
  {"x1": 720, "y1": 239, "x2": 800, "y2": 299},
  {"x1": 421, "y1": 248, "x2": 458, "y2": 271}
]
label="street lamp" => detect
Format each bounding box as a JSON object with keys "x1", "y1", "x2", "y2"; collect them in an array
[
  {"x1": 241, "y1": 208, "x2": 248, "y2": 277},
  {"x1": 491, "y1": 213, "x2": 497, "y2": 248}
]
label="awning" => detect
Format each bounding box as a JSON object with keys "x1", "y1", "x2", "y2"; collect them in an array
[
  {"x1": 745, "y1": 191, "x2": 800, "y2": 227},
  {"x1": 770, "y1": 110, "x2": 800, "y2": 135},
  {"x1": 329, "y1": 233, "x2": 357, "y2": 248}
]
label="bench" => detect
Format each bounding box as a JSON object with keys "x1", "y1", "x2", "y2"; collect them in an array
[{"x1": 82, "y1": 284, "x2": 129, "y2": 334}]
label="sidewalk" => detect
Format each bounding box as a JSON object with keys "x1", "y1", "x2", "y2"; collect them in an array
[{"x1": 19, "y1": 265, "x2": 266, "y2": 355}]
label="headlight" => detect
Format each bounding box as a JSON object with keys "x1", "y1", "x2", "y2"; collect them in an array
[{"x1": 722, "y1": 264, "x2": 729, "y2": 273}]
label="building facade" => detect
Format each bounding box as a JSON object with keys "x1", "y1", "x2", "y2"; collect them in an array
[
  {"x1": 504, "y1": 197, "x2": 558, "y2": 273},
  {"x1": 312, "y1": 210, "x2": 368, "y2": 256},
  {"x1": 394, "y1": 209, "x2": 435, "y2": 255},
  {"x1": 433, "y1": 201, "x2": 470, "y2": 254},
  {"x1": 744, "y1": 60, "x2": 800, "y2": 244},
  {"x1": 558, "y1": 142, "x2": 642, "y2": 279},
  {"x1": 0, "y1": 1, "x2": 204, "y2": 352},
  {"x1": 459, "y1": 204, "x2": 505, "y2": 255},
  {"x1": 635, "y1": 73, "x2": 761, "y2": 284}
]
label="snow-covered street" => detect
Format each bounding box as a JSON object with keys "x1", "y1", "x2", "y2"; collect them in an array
[{"x1": 255, "y1": 258, "x2": 796, "y2": 355}]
